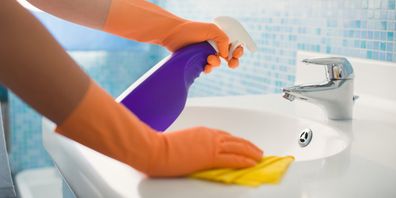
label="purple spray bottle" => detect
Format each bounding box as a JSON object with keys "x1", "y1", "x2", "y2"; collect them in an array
[{"x1": 116, "y1": 16, "x2": 257, "y2": 131}]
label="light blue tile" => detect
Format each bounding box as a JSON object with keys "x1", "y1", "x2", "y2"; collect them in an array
[
  {"x1": 354, "y1": 40, "x2": 360, "y2": 48},
  {"x1": 379, "y1": 52, "x2": 386, "y2": 60},
  {"x1": 380, "y1": 42, "x2": 387, "y2": 50},
  {"x1": 386, "y1": 42, "x2": 394, "y2": 51},
  {"x1": 374, "y1": 41, "x2": 381, "y2": 50},
  {"x1": 373, "y1": 51, "x2": 379, "y2": 59},
  {"x1": 367, "y1": 50, "x2": 373, "y2": 58},
  {"x1": 362, "y1": 21, "x2": 368, "y2": 28},
  {"x1": 357, "y1": 20, "x2": 362, "y2": 28},
  {"x1": 381, "y1": 21, "x2": 388, "y2": 30},
  {"x1": 389, "y1": 0, "x2": 396, "y2": 9},
  {"x1": 368, "y1": 31, "x2": 374, "y2": 39},
  {"x1": 361, "y1": 40, "x2": 367, "y2": 48},
  {"x1": 368, "y1": 41, "x2": 374, "y2": 49},
  {"x1": 386, "y1": 53, "x2": 393, "y2": 61},
  {"x1": 380, "y1": 10, "x2": 388, "y2": 19},
  {"x1": 388, "y1": 32, "x2": 394, "y2": 40},
  {"x1": 362, "y1": 0, "x2": 369, "y2": 8},
  {"x1": 362, "y1": 31, "x2": 368, "y2": 39},
  {"x1": 326, "y1": 46, "x2": 332, "y2": 53},
  {"x1": 381, "y1": 32, "x2": 387, "y2": 40},
  {"x1": 369, "y1": 0, "x2": 376, "y2": 8},
  {"x1": 382, "y1": 0, "x2": 389, "y2": 9},
  {"x1": 374, "y1": 31, "x2": 381, "y2": 40},
  {"x1": 387, "y1": 11, "x2": 396, "y2": 21},
  {"x1": 343, "y1": 39, "x2": 348, "y2": 47}
]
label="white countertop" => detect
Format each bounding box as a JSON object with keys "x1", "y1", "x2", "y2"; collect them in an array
[{"x1": 44, "y1": 93, "x2": 396, "y2": 198}]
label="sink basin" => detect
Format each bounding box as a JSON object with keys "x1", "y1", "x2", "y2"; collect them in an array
[
  {"x1": 169, "y1": 106, "x2": 348, "y2": 162},
  {"x1": 43, "y1": 105, "x2": 349, "y2": 198}
]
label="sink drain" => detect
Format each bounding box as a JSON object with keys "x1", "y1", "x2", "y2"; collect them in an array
[{"x1": 299, "y1": 128, "x2": 313, "y2": 147}]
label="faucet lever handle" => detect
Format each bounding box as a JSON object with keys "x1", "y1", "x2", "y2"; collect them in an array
[{"x1": 302, "y1": 57, "x2": 354, "y2": 80}]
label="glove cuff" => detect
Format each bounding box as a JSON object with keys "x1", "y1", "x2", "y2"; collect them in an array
[
  {"x1": 103, "y1": 0, "x2": 187, "y2": 45},
  {"x1": 56, "y1": 80, "x2": 160, "y2": 173}
]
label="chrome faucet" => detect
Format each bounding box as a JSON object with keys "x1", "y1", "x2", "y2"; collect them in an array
[{"x1": 282, "y1": 57, "x2": 358, "y2": 120}]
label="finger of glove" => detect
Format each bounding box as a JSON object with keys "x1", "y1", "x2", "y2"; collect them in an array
[
  {"x1": 213, "y1": 129, "x2": 231, "y2": 136},
  {"x1": 222, "y1": 135, "x2": 263, "y2": 157},
  {"x1": 207, "y1": 24, "x2": 230, "y2": 59},
  {"x1": 228, "y1": 58, "x2": 239, "y2": 68},
  {"x1": 220, "y1": 142, "x2": 263, "y2": 161},
  {"x1": 214, "y1": 154, "x2": 257, "y2": 169},
  {"x1": 232, "y1": 46, "x2": 244, "y2": 59},
  {"x1": 204, "y1": 65, "x2": 213, "y2": 74},
  {"x1": 207, "y1": 55, "x2": 221, "y2": 67}
]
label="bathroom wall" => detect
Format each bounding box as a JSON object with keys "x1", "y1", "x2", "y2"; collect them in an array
[
  {"x1": 160, "y1": 0, "x2": 396, "y2": 96},
  {"x1": 9, "y1": 0, "x2": 395, "y2": 173}
]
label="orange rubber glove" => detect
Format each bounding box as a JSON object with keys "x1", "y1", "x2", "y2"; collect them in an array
[
  {"x1": 103, "y1": 0, "x2": 244, "y2": 73},
  {"x1": 56, "y1": 80, "x2": 263, "y2": 177}
]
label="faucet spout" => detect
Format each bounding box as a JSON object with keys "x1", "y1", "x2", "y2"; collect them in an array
[
  {"x1": 281, "y1": 57, "x2": 357, "y2": 120},
  {"x1": 282, "y1": 92, "x2": 295, "y2": 101}
]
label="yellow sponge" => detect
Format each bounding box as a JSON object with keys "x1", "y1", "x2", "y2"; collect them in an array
[{"x1": 190, "y1": 156, "x2": 294, "y2": 187}]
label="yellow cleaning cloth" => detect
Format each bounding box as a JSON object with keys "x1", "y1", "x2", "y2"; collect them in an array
[{"x1": 190, "y1": 156, "x2": 294, "y2": 187}]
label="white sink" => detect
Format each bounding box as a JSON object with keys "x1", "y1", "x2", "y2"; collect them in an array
[
  {"x1": 169, "y1": 106, "x2": 348, "y2": 162},
  {"x1": 43, "y1": 105, "x2": 349, "y2": 198}
]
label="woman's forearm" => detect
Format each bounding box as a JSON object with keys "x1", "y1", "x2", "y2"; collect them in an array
[
  {"x1": 0, "y1": 0, "x2": 90, "y2": 124},
  {"x1": 26, "y1": 0, "x2": 111, "y2": 29}
]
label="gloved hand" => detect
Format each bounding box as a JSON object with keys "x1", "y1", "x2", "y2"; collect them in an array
[
  {"x1": 103, "y1": 0, "x2": 244, "y2": 73},
  {"x1": 56, "y1": 80, "x2": 263, "y2": 177},
  {"x1": 151, "y1": 126, "x2": 262, "y2": 176},
  {"x1": 204, "y1": 47, "x2": 244, "y2": 74}
]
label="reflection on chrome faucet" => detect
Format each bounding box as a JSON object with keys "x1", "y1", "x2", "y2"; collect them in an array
[{"x1": 282, "y1": 57, "x2": 358, "y2": 120}]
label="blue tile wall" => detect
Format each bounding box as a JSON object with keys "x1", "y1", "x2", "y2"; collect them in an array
[
  {"x1": 9, "y1": 93, "x2": 53, "y2": 172},
  {"x1": 159, "y1": 0, "x2": 396, "y2": 96},
  {"x1": 9, "y1": 0, "x2": 395, "y2": 173}
]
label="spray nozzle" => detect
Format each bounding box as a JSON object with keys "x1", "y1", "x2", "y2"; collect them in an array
[{"x1": 208, "y1": 16, "x2": 257, "y2": 60}]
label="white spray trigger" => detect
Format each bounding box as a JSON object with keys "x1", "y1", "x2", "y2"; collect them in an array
[{"x1": 208, "y1": 16, "x2": 257, "y2": 60}]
